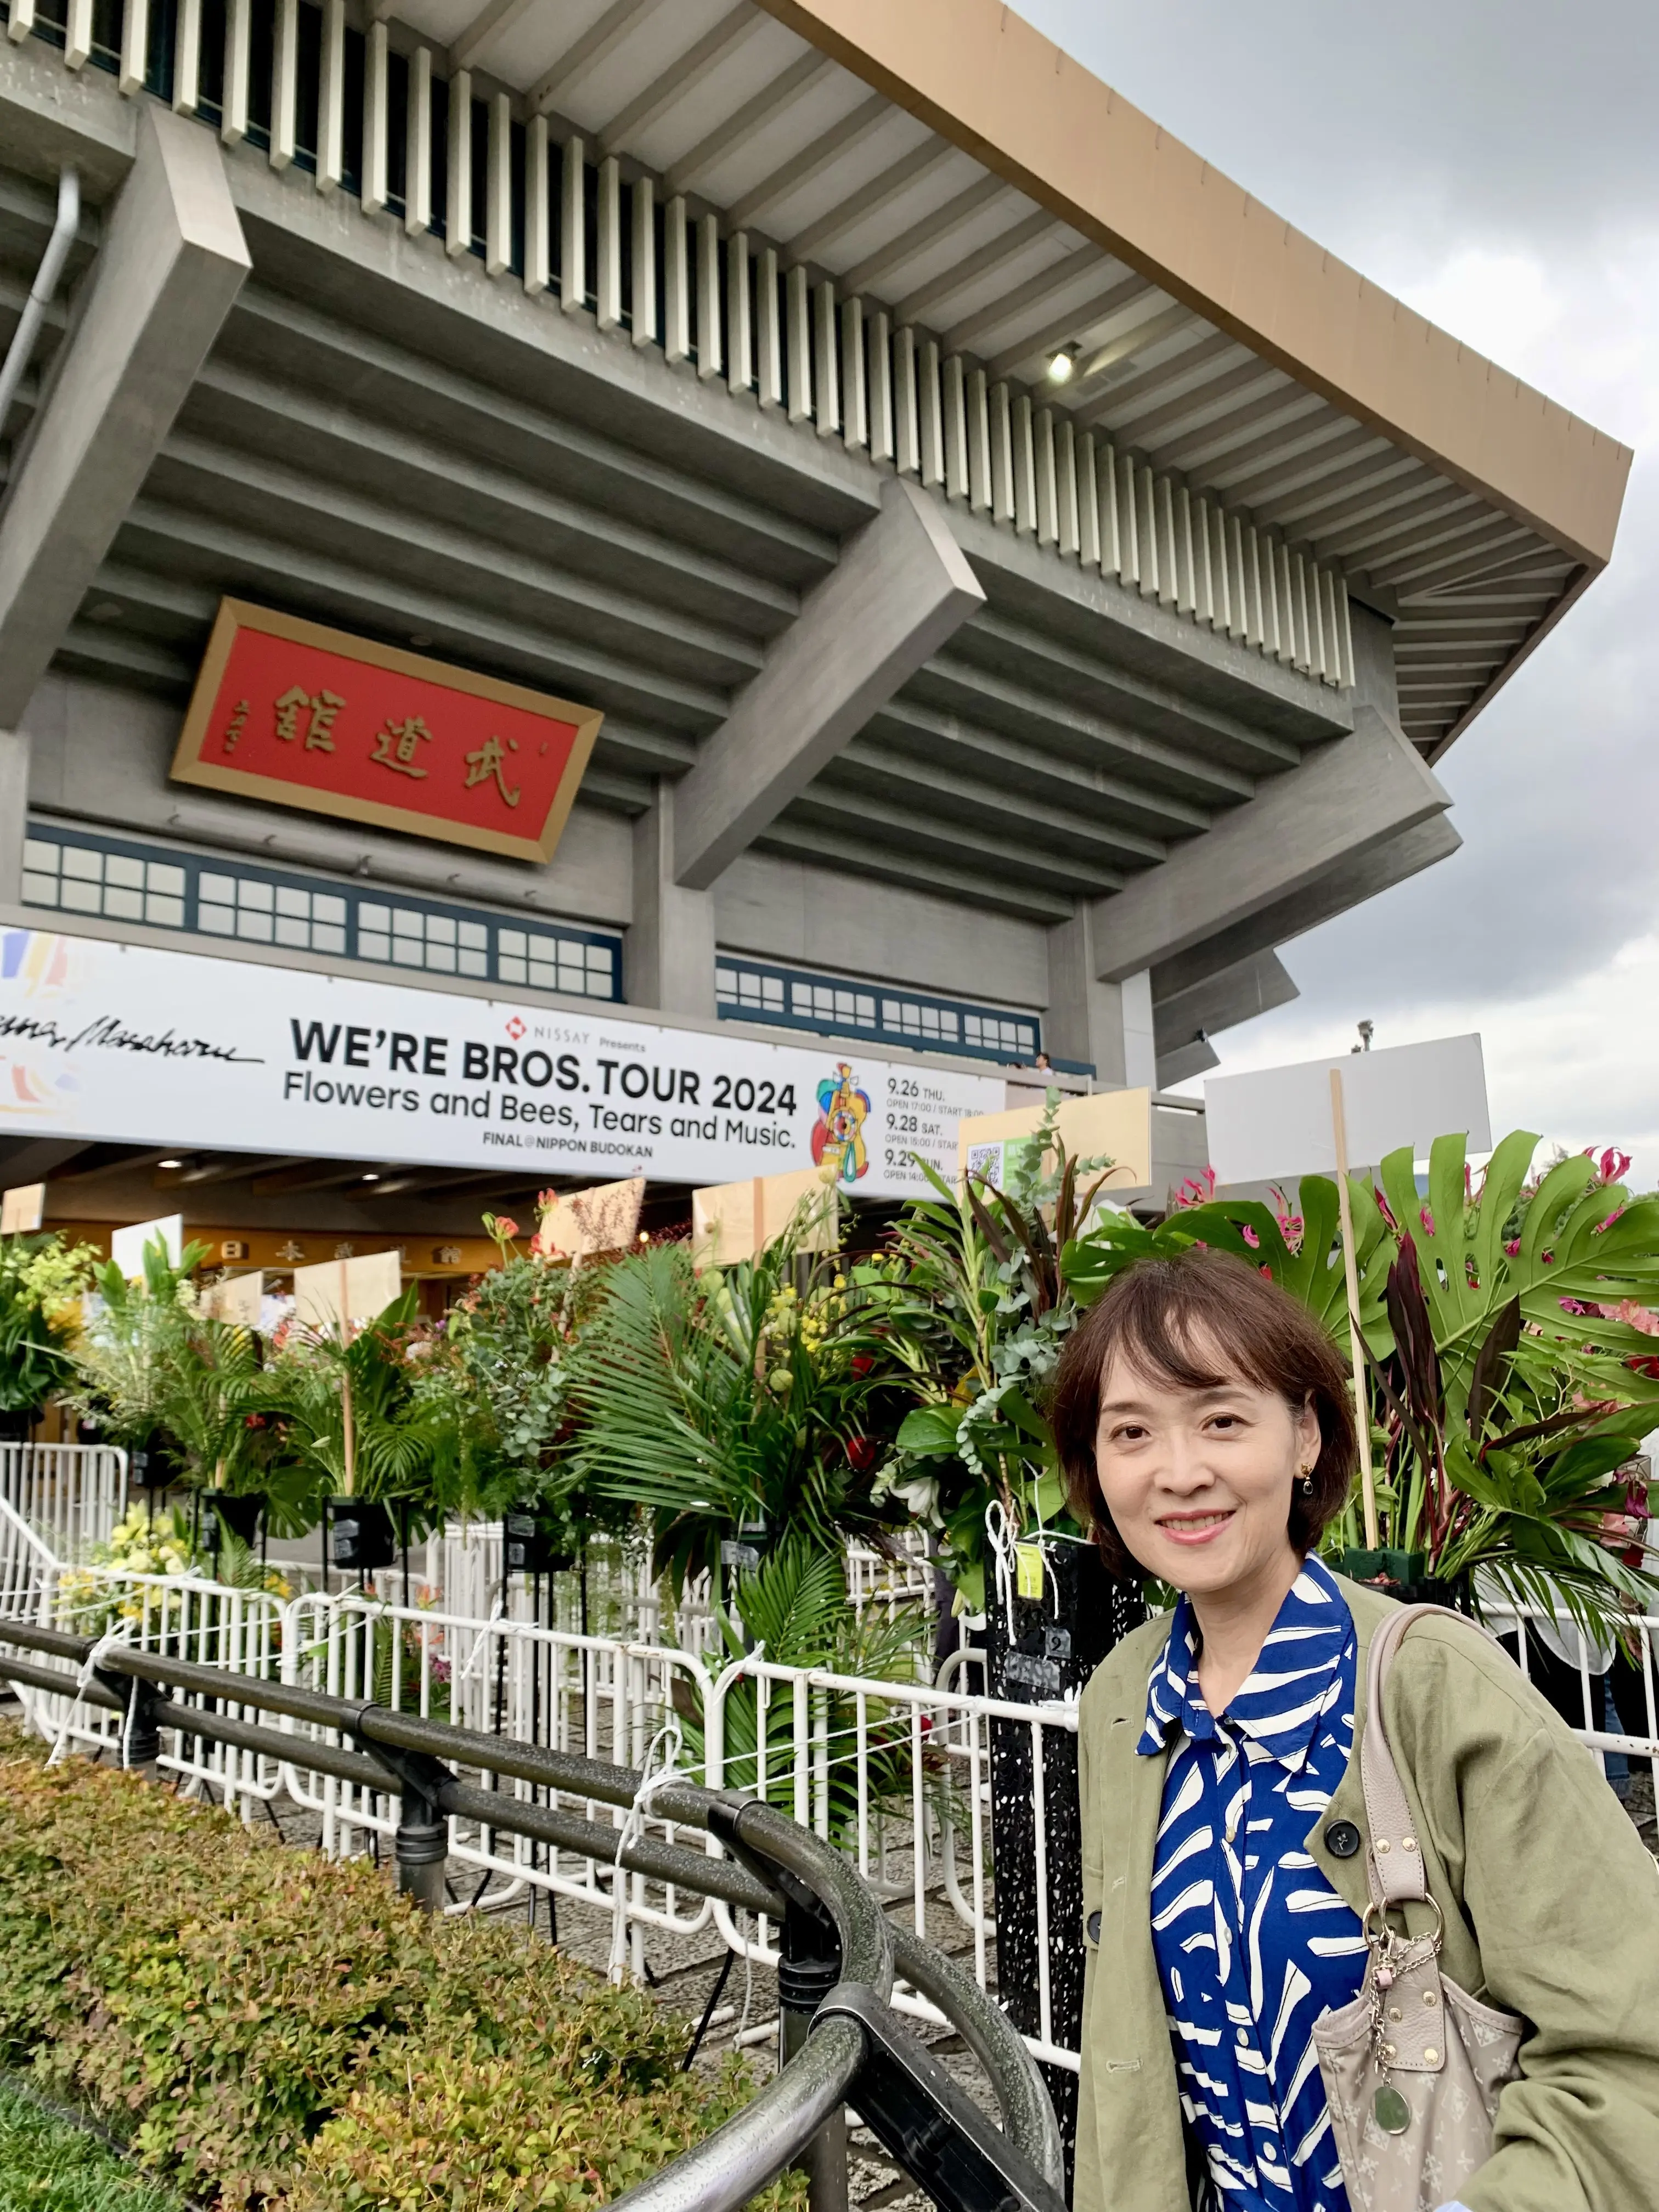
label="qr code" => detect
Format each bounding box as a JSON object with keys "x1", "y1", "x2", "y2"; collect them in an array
[{"x1": 965, "y1": 1141, "x2": 1004, "y2": 1187}]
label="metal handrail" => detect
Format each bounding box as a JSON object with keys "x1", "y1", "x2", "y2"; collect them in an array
[{"x1": 0, "y1": 1617, "x2": 1064, "y2": 2212}]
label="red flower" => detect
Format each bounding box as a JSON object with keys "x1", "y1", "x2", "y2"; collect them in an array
[
  {"x1": 851, "y1": 1353, "x2": 874, "y2": 1377},
  {"x1": 1504, "y1": 1238, "x2": 1521, "y2": 1256},
  {"x1": 1587, "y1": 1146, "x2": 1633, "y2": 1185},
  {"x1": 845, "y1": 1436, "x2": 877, "y2": 1472},
  {"x1": 1374, "y1": 1189, "x2": 1398, "y2": 1232}
]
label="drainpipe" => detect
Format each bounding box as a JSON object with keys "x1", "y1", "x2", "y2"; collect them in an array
[{"x1": 0, "y1": 167, "x2": 80, "y2": 445}]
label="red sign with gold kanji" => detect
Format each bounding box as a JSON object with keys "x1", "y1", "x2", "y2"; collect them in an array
[{"x1": 170, "y1": 600, "x2": 602, "y2": 863}]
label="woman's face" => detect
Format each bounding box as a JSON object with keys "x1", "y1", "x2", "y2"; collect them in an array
[{"x1": 1092, "y1": 1345, "x2": 1321, "y2": 1598}]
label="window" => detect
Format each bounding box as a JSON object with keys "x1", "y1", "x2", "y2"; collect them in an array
[
  {"x1": 718, "y1": 955, "x2": 1040, "y2": 1066},
  {"x1": 19, "y1": 823, "x2": 622, "y2": 1004},
  {"x1": 23, "y1": 838, "x2": 187, "y2": 929}
]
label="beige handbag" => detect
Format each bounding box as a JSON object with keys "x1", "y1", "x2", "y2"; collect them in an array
[{"x1": 1311, "y1": 1607, "x2": 1524, "y2": 2211}]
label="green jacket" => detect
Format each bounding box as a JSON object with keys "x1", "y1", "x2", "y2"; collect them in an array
[{"x1": 1074, "y1": 1574, "x2": 1659, "y2": 2212}]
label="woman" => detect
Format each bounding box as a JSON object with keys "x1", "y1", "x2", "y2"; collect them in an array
[{"x1": 1054, "y1": 1246, "x2": 1659, "y2": 2212}]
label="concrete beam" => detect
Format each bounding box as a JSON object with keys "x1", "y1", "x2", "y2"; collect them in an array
[
  {"x1": 1091, "y1": 707, "x2": 1451, "y2": 983},
  {"x1": 1156, "y1": 1037, "x2": 1220, "y2": 1089},
  {"x1": 628, "y1": 781, "x2": 716, "y2": 1020},
  {"x1": 1153, "y1": 949, "x2": 1299, "y2": 1065},
  {"x1": 672, "y1": 477, "x2": 985, "y2": 890},
  {"x1": 0, "y1": 107, "x2": 248, "y2": 725},
  {"x1": 1151, "y1": 813, "x2": 1463, "y2": 1000}
]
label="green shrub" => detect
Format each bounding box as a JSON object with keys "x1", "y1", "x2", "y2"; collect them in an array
[{"x1": 0, "y1": 1725, "x2": 794, "y2": 2210}]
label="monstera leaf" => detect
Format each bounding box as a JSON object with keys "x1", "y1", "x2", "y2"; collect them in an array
[
  {"x1": 1377, "y1": 1132, "x2": 1659, "y2": 1420},
  {"x1": 1063, "y1": 1175, "x2": 1393, "y2": 1357}
]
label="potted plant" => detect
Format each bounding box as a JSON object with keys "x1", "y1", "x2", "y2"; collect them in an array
[
  {"x1": 569, "y1": 1212, "x2": 919, "y2": 1597},
  {"x1": 64, "y1": 1235, "x2": 211, "y2": 1488},
  {"x1": 0, "y1": 1232, "x2": 95, "y2": 1440},
  {"x1": 266, "y1": 1288, "x2": 441, "y2": 1575}
]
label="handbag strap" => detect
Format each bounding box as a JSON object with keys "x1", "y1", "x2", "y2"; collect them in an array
[{"x1": 1360, "y1": 1602, "x2": 1504, "y2": 1909}]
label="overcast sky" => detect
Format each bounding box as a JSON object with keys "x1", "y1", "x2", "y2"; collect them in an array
[{"x1": 1021, "y1": 1, "x2": 1659, "y2": 1180}]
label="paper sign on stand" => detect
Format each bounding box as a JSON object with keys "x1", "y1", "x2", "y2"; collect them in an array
[
  {"x1": 1204, "y1": 1035, "x2": 1490, "y2": 1187},
  {"x1": 1204, "y1": 1033, "x2": 1490, "y2": 1554},
  {"x1": 537, "y1": 1177, "x2": 645, "y2": 1260},
  {"x1": 293, "y1": 1250, "x2": 403, "y2": 1330},
  {"x1": 0, "y1": 1186, "x2": 44, "y2": 1235},
  {"x1": 110, "y1": 1215, "x2": 184, "y2": 1279},
  {"x1": 201, "y1": 1272, "x2": 266, "y2": 1327},
  {"x1": 692, "y1": 1168, "x2": 838, "y2": 1269},
  {"x1": 956, "y1": 1088, "x2": 1153, "y2": 1197}
]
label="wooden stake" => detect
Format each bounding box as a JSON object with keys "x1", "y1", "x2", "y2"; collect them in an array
[{"x1": 1330, "y1": 1066, "x2": 1379, "y2": 1551}]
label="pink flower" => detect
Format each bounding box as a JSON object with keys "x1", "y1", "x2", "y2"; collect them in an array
[
  {"x1": 1587, "y1": 1146, "x2": 1633, "y2": 1185},
  {"x1": 1171, "y1": 1167, "x2": 1217, "y2": 1211},
  {"x1": 1419, "y1": 1206, "x2": 1436, "y2": 1234},
  {"x1": 1374, "y1": 1189, "x2": 1398, "y2": 1232},
  {"x1": 1504, "y1": 1238, "x2": 1521, "y2": 1256},
  {"x1": 1241, "y1": 1225, "x2": 1260, "y2": 1249},
  {"x1": 1594, "y1": 1204, "x2": 1627, "y2": 1235},
  {"x1": 494, "y1": 1217, "x2": 520, "y2": 1242},
  {"x1": 1614, "y1": 1300, "x2": 1659, "y2": 1337}
]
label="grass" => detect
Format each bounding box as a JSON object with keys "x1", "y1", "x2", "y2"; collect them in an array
[{"x1": 0, "y1": 2083, "x2": 182, "y2": 2212}]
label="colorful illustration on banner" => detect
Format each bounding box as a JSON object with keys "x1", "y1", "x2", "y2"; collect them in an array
[{"x1": 810, "y1": 1062, "x2": 871, "y2": 1186}]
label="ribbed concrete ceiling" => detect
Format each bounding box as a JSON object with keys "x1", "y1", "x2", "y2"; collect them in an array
[{"x1": 360, "y1": 0, "x2": 1585, "y2": 758}]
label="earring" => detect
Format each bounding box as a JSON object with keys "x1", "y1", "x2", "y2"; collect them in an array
[{"x1": 1299, "y1": 1466, "x2": 1315, "y2": 1497}]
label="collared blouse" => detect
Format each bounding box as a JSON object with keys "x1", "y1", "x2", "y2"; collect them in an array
[{"x1": 1138, "y1": 1556, "x2": 1367, "y2": 2211}]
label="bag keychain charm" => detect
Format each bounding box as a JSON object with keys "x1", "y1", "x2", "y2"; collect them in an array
[{"x1": 1366, "y1": 1922, "x2": 1415, "y2": 2136}]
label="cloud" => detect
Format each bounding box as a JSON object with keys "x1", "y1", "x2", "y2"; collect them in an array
[{"x1": 1024, "y1": 1, "x2": 1658, "y2": 262}]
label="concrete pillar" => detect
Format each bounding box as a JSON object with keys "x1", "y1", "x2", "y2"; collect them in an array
[
  {"x1": 673, "y1": 476, "x2": 985, "y2": 890},
  {"x1": 1121, "y1": 969, "x2": 1156, "y2": 1091},
  {"x1": 626, "y1": 782, "x2": 716, "y2": 1020},
  {"x1": 0, "y1": 108, "x2": 249, "y2": 725},
  {"x1": 0, "y1": 729, "x2": 26, "y2": 905},
  {"x1": 1045, "y1": 907, "x2": 1127, "y2": 1086}
]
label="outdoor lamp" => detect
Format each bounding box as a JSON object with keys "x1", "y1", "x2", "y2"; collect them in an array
[{"x1": 1047, "y1": 342, "x2": 1079, "y2": 383}]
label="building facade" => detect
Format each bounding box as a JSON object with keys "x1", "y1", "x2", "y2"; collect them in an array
[{"x1": 0, "y1": 0, "x2": 1632, "y2": 1258}]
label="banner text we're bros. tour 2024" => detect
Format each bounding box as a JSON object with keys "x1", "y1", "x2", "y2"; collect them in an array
[{"x1": 0, "y1": 929, "x2": 1003, "y2": 1198}]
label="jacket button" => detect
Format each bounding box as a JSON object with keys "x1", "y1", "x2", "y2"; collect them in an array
[
  {"x1": 1087, "y1": 1911, "x2": 1102, "y2": 1943},
  {"x1": 1324, "y1": 1820, "x2": 1362, "y2": 1859}
]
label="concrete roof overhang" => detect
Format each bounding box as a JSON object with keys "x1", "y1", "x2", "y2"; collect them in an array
[
  {"x1": 0, "y1": 0, "x2": 1630, "y2": 949},
  {"x1": 365, "y1": 0, "x2": 1629, "y2": 760}
]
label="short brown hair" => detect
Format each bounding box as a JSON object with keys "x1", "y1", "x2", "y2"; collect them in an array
[{"x1": 1052, "y1": 1246, "x2": 1357, "y2": 1577}]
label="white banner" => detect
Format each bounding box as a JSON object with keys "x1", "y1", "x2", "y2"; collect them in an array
[{"x1": 0, "y1": 928, "x2": 1003, "y2": 1200}]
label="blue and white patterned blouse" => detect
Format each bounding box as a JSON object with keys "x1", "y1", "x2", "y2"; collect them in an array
[{"x1": 1138, "y1": 1556, "x2": 1367, "y2": 2212}]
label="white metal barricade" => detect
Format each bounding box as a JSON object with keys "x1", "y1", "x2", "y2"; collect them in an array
[
  {"x1": 5, "y1": 1524, "x2": 1656, "y2": 2075},
  {"x1": 0, "y1": 1443, "x2": 127, "y2": 1561}
]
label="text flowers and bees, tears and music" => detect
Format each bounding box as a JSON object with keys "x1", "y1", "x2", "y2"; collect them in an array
[{"x1": 169, "y1": 600, "x2": 603, "y2": 864}]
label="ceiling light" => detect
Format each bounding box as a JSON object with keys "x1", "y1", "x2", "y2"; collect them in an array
[
  {"x1": 1047, "y1": 342, "x2": 1079, "y2": 384},
  {"x1": 362, "y1": 1172, "x2": 380, "y2": 1183},
  {"x1": 159, "y1": 1158, "x2": 182, "y2": 1170}
]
